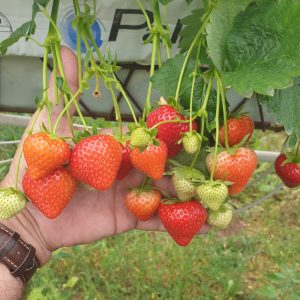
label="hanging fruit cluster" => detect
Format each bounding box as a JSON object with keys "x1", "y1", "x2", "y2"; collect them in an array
[{"x1": 0, "y1": 0, "x2": 300, "y2": 247}]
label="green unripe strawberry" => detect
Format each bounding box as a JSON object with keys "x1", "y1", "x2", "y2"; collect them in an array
[
  {"x1": 0, "y1": 188, "x2": 27, "y2": 220},
  {"x1": 182, "y1": 132, "x2": 202, "y2": 154},
  {"x1": 172, "y1": 174, "x2": 196, "y2": 202},
  {"x1": 196, "y1": 181, "x2": 228, "y2": 211},
  {"x1": 130, "y1": 128, "x2": 151, "y2": 148},
  {"x1": 172, "y1": 166, "x2": 204, "y2": 202},
  {"x1": 208, "y1": 206, "x2": 233, "y2": 229}
]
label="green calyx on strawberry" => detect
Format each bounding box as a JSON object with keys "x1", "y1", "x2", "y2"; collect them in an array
[
  {"x1": 146, "y1": 103, "x2": 198, "y2": 158},
  {"x1": 172, "y1": 166, "x2": 204, "y2": 202},
  {"x1": 182, "y1": 131, "x2": 202, "y2": 154},
  {"x1": 158, "y1": 200, "x2": 207, "y2": 247},
  {"x1": 196, "y1": 180, "x2": 228, "y2": 211},
  {"x1": 207, "y1": 205, "x2": 233, "y2": 229},
  {"x1": 275, "y1": 152, "x2": 300, "y2": 188},
  {"x1": 125, "y1": 185, "x2": 161, "y2": 221},
  {"x1": 0, "y1": 188, "x2": 27, "y2": 220}
]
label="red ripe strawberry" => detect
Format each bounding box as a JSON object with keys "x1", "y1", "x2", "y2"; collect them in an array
[
  {"x1": 22, "y1": 168, "x2": 77, "y2": 219},
  {"x1": 206, "y1": 147, "x2": 257, "y2": 195},
  {"x1": 158, "y1": 200, "x2": 207, "y2": 247},
  {"x1": 146, "y1": 105, "x2": 198, "y2": 157},
  {"x1": 219, "y1": 115, "x2": 254, "y2": 147},
  {"x1": 275, "y1": 154, "x2": 300, "y2": 188},
  {"x1": 116, "y1": 142, "x2": 133, "y2": 180},
  {"x1": 70, "y1": 135, "x2": 122, "y2": 191},
  {"x1": 125, "y1": 188, "x2": 161, "y2": 221},
  {"x1": 130, "y1": 139, "x2": 167, "y2": 180},
  {"x1": 23, "y1": 132, "x2": 71, "y2": 180}
]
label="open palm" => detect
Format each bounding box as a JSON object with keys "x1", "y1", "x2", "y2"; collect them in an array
[{"x1": 1, "y1": 47, "x2": 208, "y2": 264}]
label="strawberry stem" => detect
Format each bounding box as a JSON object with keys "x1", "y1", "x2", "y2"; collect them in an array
[
  {"x1": 174, "y1": 11, "x2": 211, "y2": 104},
  {"x1": 54, "y1": 43, "x2": 88, "y2": 132},
  {"x1": 149, "y1": 116, "x2": 197, "y2": 130},
  {"x1": 210, "y1": 73, "x2": 221, "y2": 181},
  {"x1": 189, "y1": 40, "x2": 202, "y2": 132},
  {"x1": 218, "y1": 74, "x2": 229, "y2": 149}
]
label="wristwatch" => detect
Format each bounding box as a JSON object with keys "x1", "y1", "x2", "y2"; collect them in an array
[{"x1": 0, "y1": 223, "x2": 40, "y2": 283}]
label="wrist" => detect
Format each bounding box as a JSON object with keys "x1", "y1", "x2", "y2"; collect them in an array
[{"x1": 1, "y1": 208, "x2": 52, "y2": 266}]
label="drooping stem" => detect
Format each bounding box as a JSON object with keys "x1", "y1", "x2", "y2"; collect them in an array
[
  {"x1": 218, "y1": 75, "x2": 229, "y2": 149},
  {"x1": 189, "y1": 41, "x2": 201, "y2": 132},
  {"x1": 210, "y1": 80, "x2": 221, "y2": 181},
  {"x1": 54, "y1": 43, "x2": 88, "y2": 131},
  {"x1": 135, "y1": 0, "x2": 152, "y2": 29},
  {"x1": 143, "y1": 31, "x2": 158, "y2": 120},
  {"x1": 53, "y1": 88, "x2": 83, "y2": 134},
  {"x1": 150, "y1": 116, "x2": 197, "y2": 130}
]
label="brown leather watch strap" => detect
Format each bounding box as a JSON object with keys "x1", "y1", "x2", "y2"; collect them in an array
[{"x1": 0, "y1": 223, "x2": 40, "y2": 283}]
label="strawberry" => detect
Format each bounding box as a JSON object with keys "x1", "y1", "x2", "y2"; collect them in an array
[
  {"x1": 23, "y1": 132, "x2": 71, "y2": 180},
  {"x1": 182, "y1": 132, "x2": 202, "y2": 154},
  {"x1": 172, "y1": 167, "x2": 204, "y2": 202},
  {"x1": 0, "y1": 188, "x2": 27, "y2": 220},
  {"x1": 125, "y1": 188, "x2": 161, "y2": 221},
  {"x1": 158, "y1": 200, "x2": 207, "y2": 246},
  {"x1": 207, "y1": 206, "x2": 233, "y2": 229},
  {"x1": 196, "y1": 181, "x2": 228, "y2": 211},
  {"x1": 206, "y1": 147, "x2": 257, "y2": 195},
  {"x1": 130, "y1": 139, "x2": 167, "y2": 180},
  {"x1": 22, "y1": 168, "x2": 77, "y2": 219},
  {"x1": 130, "y1": 127, "x2": 151, "y2": 148},
  {"x1": 219, "y1": 115, "x2": 254, "y2": 147},
  {"x1": 70, "y1": 135, "x2": 122, "y2": 190},
  {"x1": 275, "y1": 154, "x2": 300, "y2": 188},
  {"x1": 116, "y1": 142, "x2": 133, "y2": 180},
  {"x1": 172, "y1": 175, "x2": 195, "y2": 202},
  {"x1": 146, "y1": 105, "x2": 198, "y2": 157}
]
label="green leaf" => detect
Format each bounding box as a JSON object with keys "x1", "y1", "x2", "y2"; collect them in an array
[
  {"x1": 258, "y1": 78, "x2": 300, "y2": 138},
  {"x1": 151, "y1": 54, "x2": 204, "y2": 106},
  {"x1": 206, "y1": 0, "x2": 254, "y2": 71},
  {"x1": 222, "y1": 0, "x2": 300, "y2": 97},
  {"x1": 256, "y1": 285, "x2": 278, "y2": 298},
  {"x1": 0, "y1": 21, "x2": 32, "y2": 54},
  {"x1": 179, "y1": 9, "x2": 205, "y2": 54}
]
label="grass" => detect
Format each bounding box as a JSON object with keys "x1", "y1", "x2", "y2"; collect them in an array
[{"x1": 1, "y1": 124, "x2": 300, "y2": 300}]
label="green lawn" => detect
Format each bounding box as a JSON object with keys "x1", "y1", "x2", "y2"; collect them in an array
[{"x1": 0, "y1": 124, "x2": 299, "y2": 300}]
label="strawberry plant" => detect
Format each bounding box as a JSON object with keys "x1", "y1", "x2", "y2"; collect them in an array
[{"x1": 0, "y1": 0, "x2": 300, "y2": 244}]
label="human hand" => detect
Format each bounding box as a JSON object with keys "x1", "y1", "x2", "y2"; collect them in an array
[{"x1": 0, "y1": 47, "x2": 209, "y2": 266}]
